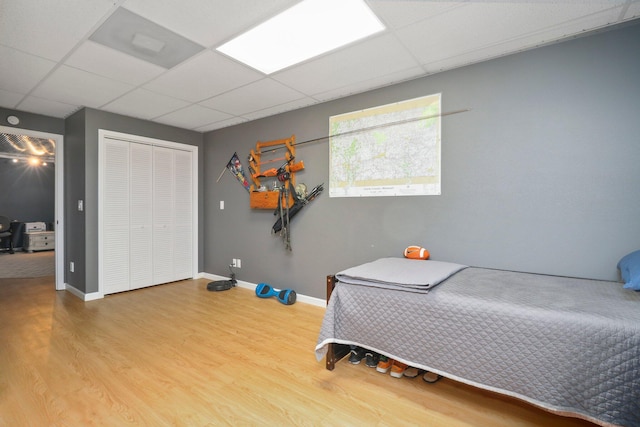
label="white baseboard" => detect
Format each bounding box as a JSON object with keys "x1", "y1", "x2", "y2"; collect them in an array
[
  {"x1": 64, "y1": 283, "x2": 104, "y2": 301},
  {"x1": 63, "y1": 275, "x2": 325, "y2": 307},
  {"x1": 199, "y1": 272, "x2": 326, "y2": 308}
]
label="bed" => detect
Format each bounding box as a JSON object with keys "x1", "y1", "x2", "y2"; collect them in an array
[{"x1": 315, "y1": 257, "x2": 640, "y2": 427}]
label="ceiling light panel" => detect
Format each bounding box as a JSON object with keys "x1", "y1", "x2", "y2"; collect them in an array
[{"x1": 216, "y1": 0, "x2": 385, "y2": 74}]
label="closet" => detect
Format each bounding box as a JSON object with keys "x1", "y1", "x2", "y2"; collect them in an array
[{"x1": 99, "y1": 131, "x2": 196, "y2": 295}]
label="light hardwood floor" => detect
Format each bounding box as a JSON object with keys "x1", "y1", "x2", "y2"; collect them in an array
[{"x1": 0, "y1": 277, "x2": 597, "y2": 426}]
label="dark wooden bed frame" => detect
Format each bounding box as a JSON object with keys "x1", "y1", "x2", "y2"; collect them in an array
[{"x1": 325, "y1": 275, "x2": 350, "y2": 370}]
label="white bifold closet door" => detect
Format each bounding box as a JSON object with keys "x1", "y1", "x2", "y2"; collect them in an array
[
  {"x1": 172, "y1": 149, "x2": 193, "y2": 281},
  {"x1": 103, "y1": 139, "x2": 132, "y2": 294},
  {"x1": 102, "y1": 138, "x2": 192, "y2": 294},
  {"x1": 130, "y1": 142, "x2": 153, "y2": 289},
  {"x1": 152, "y1": 147, "x2": 193, "y2": 285}
]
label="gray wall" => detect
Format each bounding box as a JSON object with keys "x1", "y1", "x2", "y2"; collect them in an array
[
  {"x1": 64, "y1": 109, "x2": 87, "y2": 291},
  {"x1": 0, "y1": 107, "x2": 65, "y2": 135},
  {"x1": 65, "y1": 108, "x2": 204, "y2": 293},
  {"x1": 203, "y1": 22, "x2": 640, "y2": 299},
  {"x1": 0, "y1": 159, "x2": 55, "y2": 226}
]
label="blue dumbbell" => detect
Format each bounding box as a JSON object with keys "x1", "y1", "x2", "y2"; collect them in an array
[{"x1": 255, "y1": 283, "x2": 296, "y2": 305}]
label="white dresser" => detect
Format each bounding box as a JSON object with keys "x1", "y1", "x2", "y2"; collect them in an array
[{"x1": 24, "y1": 231, "x2": 55, "y2": 252}]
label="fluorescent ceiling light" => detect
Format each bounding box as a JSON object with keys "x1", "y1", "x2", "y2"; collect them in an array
[{"x1": 216, "y1": 0, "x2": 385, "y2": 74}]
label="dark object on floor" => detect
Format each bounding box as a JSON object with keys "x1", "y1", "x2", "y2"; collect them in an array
[
  {"x1": 365, "y1": 351, "x2": 380, "y2": 368},
  {"x1": 348, "y1": 346, "x2": 366, "y2": 364},
  {"x1": 403, "y1": 367, "x2": 422, "y2": 378},
  {"x1": 422, "y1": 371, "x2": 442, "y2": 383},
  {"x1": 207, "y1": 280, "x2": 235, "y2": 291},
  {"x1": 0, "y1": 216, "x2": 14, "y2": 254},
  {"x1": 207, "y1": 266, "x2": 237, "y2": 291}
]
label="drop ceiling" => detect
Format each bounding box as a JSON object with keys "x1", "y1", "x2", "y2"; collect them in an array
[{"x1": 1, "y1": 0, "x2": 639, "y2": 132}]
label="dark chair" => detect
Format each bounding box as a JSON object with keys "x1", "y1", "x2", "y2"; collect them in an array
[{"x1": 0, "y1": 216, "x2": 14, "y2": 254}]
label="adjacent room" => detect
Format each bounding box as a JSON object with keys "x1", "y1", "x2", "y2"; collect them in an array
[
  {"x1": 0, "y1": 132, "x2": 57, "y2": 278},
  {"x1": 1, "y1": 1, "x2": 639, "y2": 426}
]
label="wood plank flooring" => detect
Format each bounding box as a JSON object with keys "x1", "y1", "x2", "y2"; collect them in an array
[{"x1": 0, "y1": 277, "x2": 597, "y2": 426}]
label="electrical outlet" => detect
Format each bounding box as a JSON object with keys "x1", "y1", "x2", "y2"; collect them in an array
[
  {"x1": 237, "y1": 259, "x2": 241, "y2": 268},
  {"x1": 231, "y1": 259, "x2": 237, "y2": 267},
  {"x1": 70, "y1": 261, "x2": 74, "y2": 272}
]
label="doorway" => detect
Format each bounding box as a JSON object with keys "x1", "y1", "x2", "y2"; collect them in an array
[{"x1": 0, "y1": 125, "x2": 64, "y2": 290}]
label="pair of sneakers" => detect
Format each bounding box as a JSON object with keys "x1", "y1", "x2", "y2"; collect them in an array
[
  {"x1": 376, "y1": 355, "x2": 408, "y2": 378},
  {"x1": 348, "y1": 347, "x2": 379, "y2": 368}
]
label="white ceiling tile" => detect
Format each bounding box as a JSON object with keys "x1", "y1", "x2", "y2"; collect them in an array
[
  {"x1": 397, "y1": 2, "x2": 626, "y2": 66},
  {"x1": 624, "y1": 2, "x2": 640, "y2": 19},
  {"x1": 241, "y1": 97, "x2": 318, "y2": 121},
  {"x1": 199, "y1": 78, "x2": 305, "y2": 116},
  {"x1": 312, "y1": 66, "x2": 427, "y2": 102},
  {"x1": 551, "y1": 6, "x2": 634, "y2": 38},
  {"x1": 17, "y1": 96, "x2": 78, "y2": 118},
  {"x1": 272, "y1": 33, "x2": 420, "y2": 97},
  {"x1": 122, "y1": 0, "x2": 300, "y2": 47},
  {"x1": 0, "y1": 0, "x2": 116, "y2": 61},
  {"x1": 369, "y1": 1, "x2": 467, "y2": 30},
  {"x1": 102, "y1": 89, "x2": 190, "y2": 120},
  {"x1": 0, "y1": 46, "x2": 56, "y2": 94},
  {"x1": 419, "y1": 6, "x2": 628, "y2": 73},
  {"x1": 31, "y1": 65, "x2": 135, "y2": 108},
  {"x1": 154, "y1": 104, "x2": 233, "y2": 129},
  {"x1": 143, "y1": 51, "x2": 264, "y2": 102},
  {"x1": 0, "y1": 89, "x2": 26, "y2": 109},
  {"x1": 65, "y1": 41, "x2": 166, "y2": 86},
  {"x1": 196, "y1": 117, "x2": 249, "y2": 132}
]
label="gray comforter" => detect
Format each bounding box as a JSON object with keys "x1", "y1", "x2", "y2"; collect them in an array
[{"x1": 316, "y1": 265, "x2": 640, "y2": 427}]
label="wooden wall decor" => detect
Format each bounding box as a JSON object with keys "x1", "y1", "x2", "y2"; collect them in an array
[{"x1": 248, "y1": 135, "x2": 304, "y2": 209}]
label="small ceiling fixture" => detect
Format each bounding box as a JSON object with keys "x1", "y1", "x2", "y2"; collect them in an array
[
  {"x1": 217, "y1": 0, "x2": 385, "y2": 74},
  {"x1": 132, "y1": 32, "x2": 166, "y2": 53},
  {"x1": 90, "y1": 7, "x2": 204, "y2": 69},
  {"x1": 7, "y1": 115, "x2": 19, "y2": 125}
]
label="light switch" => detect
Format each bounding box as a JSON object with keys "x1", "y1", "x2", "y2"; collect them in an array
[
  {"x1": 78, "y1": 200, "x2": 84, "y2": 211},
  {"x1": 220, "y1": 200, "x2": 224, "y2": 210}
]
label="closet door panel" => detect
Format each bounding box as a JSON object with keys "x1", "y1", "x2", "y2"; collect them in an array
[
  {"x1": 152, "y1": 146, "x2": 175, "y2": 285},
  {"x1": 102, "y1": 139, "x2": 130, "y2": 294},
  {"x1": 173, "y1": 150, "x2": 193, "y2": 280},
  {"x1": 129, "y1": 142, "x2": 153, "y2": 289}
]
